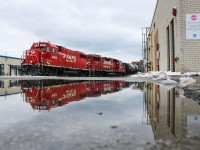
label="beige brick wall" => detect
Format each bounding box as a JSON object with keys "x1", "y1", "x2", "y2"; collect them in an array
[
  {"x1": 179, "y1": 0, "x2": 200, "y2": 72},
  {"x1": 150, "y1": 0, "x2": 180, "y2": 71},
  {"x1": 149, "y1": 0, "x2": 200, "y2": 72}
]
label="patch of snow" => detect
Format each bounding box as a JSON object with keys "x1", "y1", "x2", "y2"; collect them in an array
[
  {"x1": 178, "y1": 77, "x2": 196, "y2": 88},
  {"x1": 164, "y1": 71, "x2": 182, "y2": 76},
  {"x1": 161, "y1": 77, "x2": 178, "y2": 85},
  {"x1": 131, "y1": 72, "x2": 152, "y2": 78},
  {"x1": 132, "y1": 71, "x2": 182, "y2": 78},
  {"x1": 183, "y1": 72, "x2": 198, "y2": 77},
  {"x1": 152, "y1": 74, "x2": 166, "y2": 80},
  {"x1": 149, "y1": 71, "x2": 163, "y2": 77}
]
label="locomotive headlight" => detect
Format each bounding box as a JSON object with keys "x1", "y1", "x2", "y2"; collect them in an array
[
  {"x1": 30, "y1": 99, "x2": 35, "y2": 103},
  {"x1": 30, "y1": 61, "x2": 33, "y2": 64},
  {"x1": 26, "y1": 50, "x2": 30, "y2": 56},
  {"x1": 31, "y1": 50, "x2": 35, "y2": 54}
]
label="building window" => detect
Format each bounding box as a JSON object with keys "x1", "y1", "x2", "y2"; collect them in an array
[
  {"x1": 0, "y1": 80, "x2": 4, "y2": 88},
  {"x1": 0, "y1": 64, "x2": 4, "y2": 76}
]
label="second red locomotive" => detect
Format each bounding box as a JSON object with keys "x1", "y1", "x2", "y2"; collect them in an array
[{"x1": 20, "y1": 41, "x2": 125, "y2": 76}]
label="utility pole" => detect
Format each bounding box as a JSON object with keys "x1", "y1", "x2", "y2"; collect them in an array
[{"x1": 142, "y1": 27, "x2": 150, "y2": 72}]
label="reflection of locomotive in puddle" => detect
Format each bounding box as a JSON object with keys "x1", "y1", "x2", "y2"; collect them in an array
[{"x1": 21, "y1": 80, "x2": 125, "y2": 111}]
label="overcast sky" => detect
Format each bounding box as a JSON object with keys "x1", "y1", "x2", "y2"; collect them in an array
[{"x1": 0, "y1": 0, "x2": 157, "y2": 63}]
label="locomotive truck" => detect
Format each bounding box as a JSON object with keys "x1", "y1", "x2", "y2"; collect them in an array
[{"x1": 20, "y1": 41, "x2": 125, "y2": 76}]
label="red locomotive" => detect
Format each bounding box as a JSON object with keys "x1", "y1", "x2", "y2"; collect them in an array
[
  {"x1": 20, "y1": 41, "x2": 125, "y2": 76},
  {"x1": 22, "y1": 80, "x2": 125, "y2": 111}
]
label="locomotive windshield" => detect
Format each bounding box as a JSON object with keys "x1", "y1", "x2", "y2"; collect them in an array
[{"x1": 33, "y1": 43, "x2": 50, "y2": 52}]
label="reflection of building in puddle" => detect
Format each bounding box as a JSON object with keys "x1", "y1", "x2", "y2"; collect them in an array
[
  {"x1": 21, "y1": 80, "x2": 126, "y2": 111},
  {"x1": 143, "y1": 82, "x2": 200, "y2": 140},
  {"x1": 132, "y1": 82, "x2": 145, "y2": 91},
  {"x1": 0, "y1": 80, "x2": 21, "y2": 97}
]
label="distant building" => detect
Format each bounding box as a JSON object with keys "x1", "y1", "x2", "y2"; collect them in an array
[
  {"x1": 132, "y1": 60, "x2": 144, "y2": 72},
  {"x1": 143, "y1": 0, "x2": 200, "y2": 72},
  {"x1": 0, "y1": 55, "x2": 21, "y2": 76}
]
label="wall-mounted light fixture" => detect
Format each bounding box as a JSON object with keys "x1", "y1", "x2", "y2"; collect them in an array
[{"x1": 172, "y1": 7, "x2": 177, "y2": 16}]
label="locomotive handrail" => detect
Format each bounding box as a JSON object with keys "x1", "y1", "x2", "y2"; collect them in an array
[{"x1": 40, "y1": 52, "x2": 46, "y2": 71}]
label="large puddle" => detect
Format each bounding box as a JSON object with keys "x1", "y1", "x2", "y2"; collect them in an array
[{"x1": 0, "y1": 80, "x2": 200, "y2": 150}]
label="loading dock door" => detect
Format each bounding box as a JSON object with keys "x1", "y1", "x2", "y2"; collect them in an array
[
  {"x1": 10, "y1": 65, "x2": 18, "y2": 76},
  {"x1": 170, "y1": 19, "x2": 175, "y2": 72},
  {"x1": 167, "y1": 26, "x2": 170, "y2": 71},
  {"x1": 154, "y1": 30, "x2": 159, "y2": 71}
]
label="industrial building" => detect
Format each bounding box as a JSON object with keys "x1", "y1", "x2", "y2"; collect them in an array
[
  {"x1": 0, "y1": 55, "x2": 21, "y2": 76},
  {"x1": 143, "y1": 0, "x2": 200, "y2": 72}
]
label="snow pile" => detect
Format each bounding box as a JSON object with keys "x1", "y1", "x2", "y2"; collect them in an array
[
  {"x1": 161, "y1": 76, "x2": 178, "y2": 85},
  {"x1": 178, "y1": 77, "x2": 196, "y2": 88},
  {"x1": 183, "y1": 72, "x2": 198, "y2": 77},
  {"x1": 165, "y1": 71, "x2": 182, "y2": 76},
  {"x1": 131, "y1": 72, "x2": 153, "y2": 78},
  {"x1": 131, "y1": 71, "x2": 182, "y2": 78},
  {"x1": 149, "y1": 71, "x2": 163, "y2": 77},
  {"x1": 152, "y1": 74, "x2": 166, "y2": 80},
  {"x1": 131, "y1": 71, "x2": 198, "y2": 88},
  {"x1": 139, "y1": 72, "x2": 153, "y2": 78}
]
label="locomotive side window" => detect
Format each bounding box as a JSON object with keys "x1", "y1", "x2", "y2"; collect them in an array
[
  {"x1": 80, "y1": 54, "x2": 86, "y2": 58},
  {"x1": 52, "y1": 48, "x2": 57, "y2": 54},
  {"x1": 47, "y1": 47, "x2": 50, "y2": 52},
  {"x1": 40, "y1": 44, "x2": 46, "y2": 47},
  {"x1": 57, "y1": 46, "x2": 62, "y2": 52},
  {"x1": 94, "y1": 57, "x2": 100, "y2": 61}
]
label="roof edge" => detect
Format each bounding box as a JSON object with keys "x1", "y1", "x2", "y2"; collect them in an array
[{"x1": 0, "y1": 55, "x2": 21, "y2": 60}]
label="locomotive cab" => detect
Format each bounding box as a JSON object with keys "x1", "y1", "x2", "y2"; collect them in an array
[
  {"x1": 21, "y1": 42, "x2": 59, "y2": 75},
  {"x1": 30, "y1": 42, "x2": 58, "y2": 64},
  {"x1": 22, "y1": 42, "x2": 52, "y2": 65}
]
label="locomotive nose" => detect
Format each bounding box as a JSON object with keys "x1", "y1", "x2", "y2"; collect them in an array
[
  {"x1": 26, "y1": 50, "x2": 30, "y2": 55},
  {"x1": 24, "y1": 49, "x2": 40, "y2": 64},
  {"x1": 29, "y1": 50, "x2": 36, "y2": 55}
]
